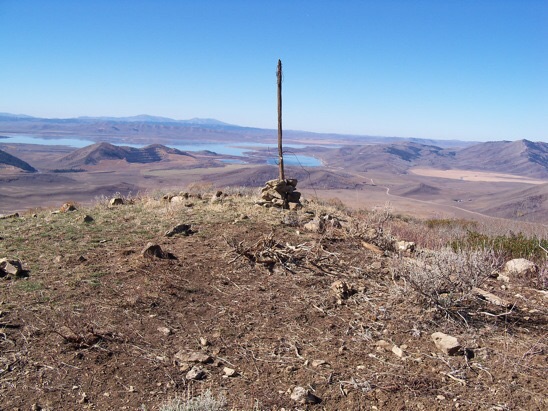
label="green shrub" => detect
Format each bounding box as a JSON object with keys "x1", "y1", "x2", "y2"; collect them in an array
[{"x1": 451, "y1": 231, "x2": 548, "y2": 265}]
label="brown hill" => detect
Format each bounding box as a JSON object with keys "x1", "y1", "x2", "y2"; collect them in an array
[
  {"x1": 326, "y1": 142, "x2": 454, "y2": 174},
  {"x1": 323, "y1": 140, "x2": 547, "y2": 179},
  {"x1": 479, "y1": 182, "x2": 548, "y2": 222},
  {"x1": 454, "y1": 139, "x2": 548, "y2": 178},
  {"x1": 0, "y1": 148, "x2": 37, "y2": 172},
  {"x1": 56, "y1": 142, "x2": 195, "y2": 168}
]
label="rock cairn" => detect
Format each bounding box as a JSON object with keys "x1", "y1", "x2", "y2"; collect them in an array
[{"x1": 257, "y1": 179, "x2": 302, "y2": 209}]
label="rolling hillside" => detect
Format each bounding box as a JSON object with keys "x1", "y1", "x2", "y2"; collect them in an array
[
  {"x1": 0, "y1": 148, "x2": 37, "y2": 172},
  {"x1": 56, "y1": 142, "x2": 195, "y2": 168}
]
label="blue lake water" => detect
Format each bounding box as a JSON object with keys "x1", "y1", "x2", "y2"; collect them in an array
[{"x1": 1, "y1": 135, "x2": 322, "y2": 167}]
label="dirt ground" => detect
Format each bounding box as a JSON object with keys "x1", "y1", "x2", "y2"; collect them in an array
[{"x1": 1, "y1": 193, "x2": 546, "y2": 410}]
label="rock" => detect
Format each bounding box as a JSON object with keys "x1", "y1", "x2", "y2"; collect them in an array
[
  {"x1": 431, "y1": 332, "x2": 461, "y2": 356},
  {"x1": 290, "y1": 386, "x2": 321, "y2": 404},
  {"x1": 391, "y1": 345, "x2": 404, "y2": 358},
  {"x1": 60, "y1": 202, "x2": 77, "y2": 212},
  {"x1": 157, "y1": 327, "x2": 171, "y2": 336},
  {"x1": 0, "y1": 212, "x2": 19, "y2": 220},
  {"x1": 396, "y1": 241, "x2": 415, "y2": 253},
  {"x1": 82, "y1": 215, "x2": 94, "y2": 223},
  {"x1": 361, "y1": 241, "x2": 383, "y2": 255},
  {"x1": 210, "y1": 191, "x2": 223, "y2": 204},
  {"x1": 223, "y1": 367, "x2": 238, "y2": 377},
  {"x1": 170, "y1": 195, "x2": 185, "y2": 203},
  {"x1": 0, "y1": 258, "x2": 23, "y2": 277},
  {"x1": 174, "y1": 350, "x2": 212, "y2": 364},
  {"x1": 164, "y1": 224, "x2": 193, "y2": 237},
  {"x1": 185, "y1": 366, "x2": 205, "y2": 381},
  {"x1": 502, "y1": 258, "x2": 538, "y2": 279},
  {"x1": 375, "y1": 340, "x2": 393, "y2": 351},
  {"x1": 141, "y1": 243, "x2": 175, "y2": 259},
  {"x1": 288, "y1": 202, "x2": 302, "y2": 210},
  {"x1": 304, "y1": 218, "x2": 323, "y2": 233},
  {"x1": 330, "y1": 280, "x2": 354, "y2": 299},
  {"x1": 109, "y1": 197, "x2": 124, "y2": 206},
  {"x1": 472, "y1": 287, "x2": 513, "y2": 308},
  {"x1": 311, "y1": 359, "x2": 329, "y2": 368},
  {"x1": 199, "y1": 337, "x2": 209, "y2": 347}
]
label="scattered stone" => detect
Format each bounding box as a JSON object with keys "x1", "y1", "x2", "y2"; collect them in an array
[
  {"x1": 0, "y1": 212, "x2": 19, "y2": 220},
  {"x1": 78, "y1": 255, "x2": 87, "y2": 263},
  {"x1": 502, "y1": 258, "x2": 538, "y2": 279},
  {"x1": 223, "y1": 367, "x2": 238, "y2": 377},
  {"x1": 0, "y1": 258, "x2": 23, "y2": 277},
  {"x1": 391, "y1": 345, "x2": 404, "y2": 358},
  {"x1": 82, "y1": 215, "x2": 94, "y2": 223},
  {"x1": 157, "y1": 326, "x2": 171, "y2": 336},
  {"x1": 375, "y1": 340, "x2": 393, "y2": 351},
  {"x1": 472, "y1": 287, "x2": 513, "y2": 308},
  {"x1": 109, "y1": 197, "x2": 124, "y2": 206},
  {"x1": 322, "y1": 214, "x2": 342, "y2": 228},
  {"x1": 141, "y1": 243, "x2": 175, "y2": 259},
  {"x1": 210, "y1": 191, "x2": 223, "y2": 204},
  {"x1": 311, "y1": 359, "x2": 329, "y2": 368},
  {"x1": 396, "y1": 241, "x2": 415, "y2": 253},
  {"x1": 60, "y1": 202, "x2": 77, "y2": 212},
  {"x1": 290, "y1": 386, "x2": 321, "y2": 404},
  {"x1": 170, "y1": 195, "x2": 185, "y2": 203},
  {"x1": 330, "y1": 280, "x2": 354, "y2": 299},
  {"x1": 174, "y1": 350, "x2": 213, "y2": 364},
  {"x1": 164, "y1": 223, "x2": 193, "y2": 237},
  {"x1": 304, "y1": 218, "x2": 323, "y2": 233},
  {"x1": 361, "y1": 241, "x2": 383, "y2": 255},
  {"x1": 200, "y1": 337, "x2": 209, "y2": 347},
  {"x1": 431, "y1": 332, "x2": 461, "y2": 356},
  {"x1": 185, "y1": 366, "x2": 205, "y2": 381}
]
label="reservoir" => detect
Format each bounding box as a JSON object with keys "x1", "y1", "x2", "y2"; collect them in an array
[{"x1": 0, "y1": 135, "x2": 322, "y2": 167}]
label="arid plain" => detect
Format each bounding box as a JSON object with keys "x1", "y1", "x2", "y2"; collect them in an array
[{"x1": 1, "y1": 115, "x2": 547, "y2": 226}]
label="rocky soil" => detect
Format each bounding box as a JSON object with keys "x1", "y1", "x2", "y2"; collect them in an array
[{"x1": 0, "y1": 192, "x2": 546, "y2": 410}]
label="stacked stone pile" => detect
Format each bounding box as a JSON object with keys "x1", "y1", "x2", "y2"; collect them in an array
[{"x1": 257, "y1": 178, "x2": 302, "y2": 209}]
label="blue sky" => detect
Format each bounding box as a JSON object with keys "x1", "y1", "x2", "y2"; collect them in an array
[{"x1": 1, "y1": 0, "x2": 546, "y2": 141}]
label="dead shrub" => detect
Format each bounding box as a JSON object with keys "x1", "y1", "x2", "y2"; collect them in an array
[{"x1": 393, "y1": 248, "x2": 503, "y2": 312}]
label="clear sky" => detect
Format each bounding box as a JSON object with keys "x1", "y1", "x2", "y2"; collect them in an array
[{"x1": 1, "y1": 0, "x2": 546, "y2": 141}]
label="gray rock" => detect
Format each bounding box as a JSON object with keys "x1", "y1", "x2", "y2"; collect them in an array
[
  {"x1": 290, "y1": 386, "x2": 321, "y2": 404},
  {"x1": 0, "y1": 212, "x2": 19, "y2": 220},
  {"x1": 223, "y1": 367, "x2": 238, "y2": 377},
  {"x1": 0, "y1": 258, "x2": 23, "y2": 277},
  {"x1": 164, "y1": 224, "x2": 193, "y2": 237},
  {"x1": 109, "y1": 197, "x2": 124, "y2": 206},
  {"x1": 141, "y1": 243, "x2": 175, "y2": 259},
  {"x1": 82, "y1": 215, "x2": 94, "y2": 223},
  {"x1": 396, "y1": 241, "x2": 415, "y2": 253},
  {"x1": 431, "y1": 332, "x2": 461, "y2": 356},
  {"x1": 304, "y1": 218, "x2": 323, "y2": 233},
  {"x1": 174, "y1": 350, "x2": 212, "y2": 364},
  {"x1": 185, "y1": 366, "x2": 205, "y2": 381},
  {"x1": 502, "y1": 258, "x2": 538, "y2": 278}
]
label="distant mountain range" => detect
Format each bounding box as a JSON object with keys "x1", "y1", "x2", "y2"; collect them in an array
[{"x1": 0, "y1": 112, "x2": 477, "y2": 148}]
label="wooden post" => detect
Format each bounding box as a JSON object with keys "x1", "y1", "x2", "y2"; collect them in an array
[{"x1": 277, "y1": 59, "x2": 285, "y2": 181}]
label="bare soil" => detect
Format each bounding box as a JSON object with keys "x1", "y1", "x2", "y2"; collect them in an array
[{"x1": 1, "y1": 194, "x2": 546, "y2": 410}]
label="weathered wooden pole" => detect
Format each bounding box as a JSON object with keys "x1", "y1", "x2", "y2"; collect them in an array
[{"x1": 277, "y1": 59, "x2": 285, "y2": 181}]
